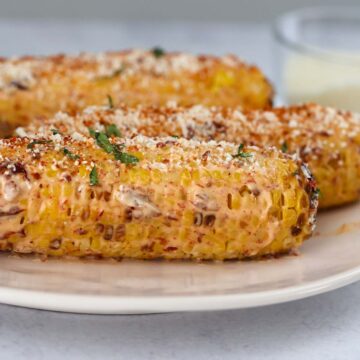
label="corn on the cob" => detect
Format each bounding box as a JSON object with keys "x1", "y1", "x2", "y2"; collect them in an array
[
  {"x1": 19, "y1": 103, "x2": 360, "y2": 209},
  {"x1": 0, "y1": 49, "x2": 273, "y2": 136},
  {"x1": 0, "y1": 135, "x2": 317, "y2": 260}
]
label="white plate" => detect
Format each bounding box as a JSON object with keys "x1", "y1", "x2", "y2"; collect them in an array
[{"x1": 0, "y1": 202, "x2": 360, "y2": 314}]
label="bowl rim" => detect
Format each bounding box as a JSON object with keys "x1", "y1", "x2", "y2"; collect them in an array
[{"x1": 273, "y1": 6, "x2": 360, "y2": 66}]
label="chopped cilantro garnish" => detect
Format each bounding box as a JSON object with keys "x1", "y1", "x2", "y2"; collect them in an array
[
  {"x1": 107, "y1": 94, "x2": 114, "y2": 109},
  {"x1": 51, "y1": 128, "x2": 62, "y2": 136},
  {"x1": 88, "y1": 127, "x2": 97, "y2": 138},
  {"x1": 152, "y1": 47, "x2": 165, "y2": 58},
  {"x1": 281, "y1": 142, "x2": 288, "y2": 153},
  {"x1": 95, "y1": 66, "x2": 125, "y2": 81},
  {"x1": 113, "y1": 145, "x2": 139, "y2": 164},
  {"x1": 27, "y1": 140, "x2": 52, "y2": 149},
  {"x1": 112, "y1": 66, "x2": 125, "y2": 76},
  {"x1": 89, "y1": 166, "x2": 99, "y2": 186},
  {"x1": 233, "y1": 144, "x2": 252, "y2": 159},
  {"x1": 88, "y1": 128, "x2": 139, "y2": 164},
  {"x1": 105, "y1": 124, "x2": 121, "y2": 138},
  {"x1": 89, "y1": 128, "x2": 113, "y2": 152},
  {"x1": 93, "y1": 131, "x2": 114, "y2": 153},
  {"x1": 63, "y1": 147, "x2": 79, "y2": 160}
]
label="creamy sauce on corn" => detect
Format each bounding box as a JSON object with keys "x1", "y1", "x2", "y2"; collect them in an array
[{"x1": 0, "y1": 135, "x2": 317, "y2": 259}]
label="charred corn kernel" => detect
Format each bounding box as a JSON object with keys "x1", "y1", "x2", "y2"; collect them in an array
[
  {"x1": 283, "y1": 190, "x2": 297, "y2": 208},
  {"x1": 0, "y1": 135, "x2": 317, "y2": 260},
  {"x1": 230, "y1": 193, "x2": 241, "y2": 210},
  {"x1": 180, "y1": 169, "x2": 192, "y2": 187},
  {"x1": 21, "y1": 102, "x2": 360, "y2": 208},
  {"x1": 46, "y1": 169, "x2": 57, "y2": 178},
  {"x1": 211, "y1": 70, "x2": 235, "y2": 91},
  {"x1": 182, "y1": 209, "x2": 194, "y2": 227},
  {"x1": 62, "y1": 184, "x2": 73, "y2": 198},
  {"x1": 78, "y1": 165, "x2": 88, "y2": 178},
  {"x1": 0, "y1": 49, "x2": 273, "y2": 136},
  {"x1": 151, "y1": 169, "x2": 162, "y2": 183}
]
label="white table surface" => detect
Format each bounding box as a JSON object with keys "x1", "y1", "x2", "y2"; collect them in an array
[{"x1": 0, "y1": 20, "x2": 359, "y2": 360}]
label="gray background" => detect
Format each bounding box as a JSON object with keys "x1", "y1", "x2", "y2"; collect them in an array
[{"x1": 1, "y1": 0, "x2": 359, "y2": 22}]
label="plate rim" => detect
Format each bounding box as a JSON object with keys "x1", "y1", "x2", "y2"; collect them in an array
[{"x1": 1, "y1": 264, "x2": 360, "y2": 314}]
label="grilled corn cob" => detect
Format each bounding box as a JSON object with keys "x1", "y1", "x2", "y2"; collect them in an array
[
  {"x1": 0, "y1": 135, "x2": 317, "y2": 260},
  {"x1": 19, "y1": 103, "x2": 360, "y2": 208},
  {"x1": 0, "y1": 49, "x2": 273, "y2": 136}
]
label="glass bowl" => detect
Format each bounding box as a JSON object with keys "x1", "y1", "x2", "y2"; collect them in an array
[{"x1": 273, "y1": 6, "x2": 360, "y2": 111}]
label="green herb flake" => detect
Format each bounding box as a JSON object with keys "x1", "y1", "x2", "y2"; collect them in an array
[
  {"x1": 152, "y1": 47, "x2": 165, "y2": 58},
  {"x1": 105, "y1": 124, "x2": 121, "y2": 138},
  {"x1": 95, "y1": 66, "x2": 125, "y2": 81},
  {"x1": 107, "y1": 94, "x2": 114, "y2": 109},
  {"x1": 112, "y1": 66, "x2": 125, "y2": 76},
  {"x1": 95, "y1": 132, "x2": 114, "y2": 153},
  {"x1": 89, "y1": 166, "x2": 99, "y2": 186},
  {"x1": 63, "y1": 147, "x2": 79, "y2": 160},
  {"x1": 113, "y1": 145, "x2": 139, "y2": 164},
  {"x1": 171, "y1": 135, "x2": 179, "y2": 139},
  {"x1": 88, "y1": 128, "x2": 114, "y2": 154},
  {"x1": 88, "y1": 127, "x2": 97, "y2": 138},
  {"x1": 281, "y1": 142, "x2": 288, "y2": 153},
  {"x1": 51, "y1": 128, "x2": 62, "y2": 136},
  {"x1": 27, "y1": 140, "x2": 52, "y2": 150},
  {"x1": 88, "y1": 127, "x2": 116, "y2": 154},
  {"x1": 232, "y1": 144, "x2": 252, "y2": 159},
  {"x1": 88, "y1": 127, "x2": 139, "y2": 165}
]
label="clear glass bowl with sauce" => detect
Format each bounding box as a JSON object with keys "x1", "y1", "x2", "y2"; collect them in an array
[{"x1": 273, "y1": 6, "x2": 360, "y2": 111}]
